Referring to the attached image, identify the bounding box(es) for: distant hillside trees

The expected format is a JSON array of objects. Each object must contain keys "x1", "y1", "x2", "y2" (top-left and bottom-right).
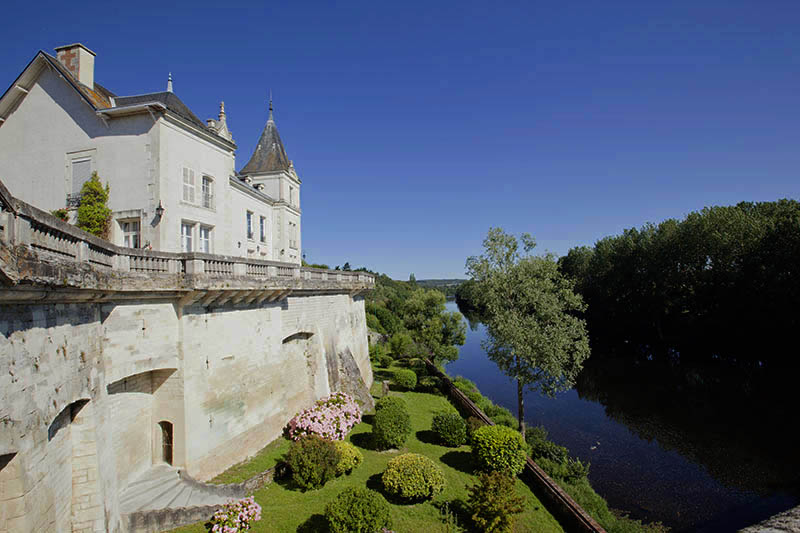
[{"x1": 366, "y1": 273, "x2": 465, "y2": 364}]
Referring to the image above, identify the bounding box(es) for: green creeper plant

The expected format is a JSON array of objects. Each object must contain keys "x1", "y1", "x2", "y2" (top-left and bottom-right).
[{"x1": 76, "y1": 172, "x2": 112, "y2": 238}]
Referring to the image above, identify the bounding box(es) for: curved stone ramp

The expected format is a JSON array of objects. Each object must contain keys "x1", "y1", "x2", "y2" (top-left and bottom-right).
[{"x1": 120, "y1": 465, "x2": 245, "y2": 533}]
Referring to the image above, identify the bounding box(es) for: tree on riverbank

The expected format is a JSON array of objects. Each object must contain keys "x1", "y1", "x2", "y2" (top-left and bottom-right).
[{"x1": 466, "y1": 228, "x2": 590, "y2": 439}]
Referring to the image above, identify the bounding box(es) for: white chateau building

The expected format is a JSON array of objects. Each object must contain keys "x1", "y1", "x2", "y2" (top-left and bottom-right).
[{"x1": 0, "y1": 43, "x2": 302, "y2": 263}]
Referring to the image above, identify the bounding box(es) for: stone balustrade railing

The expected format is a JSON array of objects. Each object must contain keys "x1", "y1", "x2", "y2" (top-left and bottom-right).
[{"x1": 0, "y1": 181, "x2": 375, "y2": 291}]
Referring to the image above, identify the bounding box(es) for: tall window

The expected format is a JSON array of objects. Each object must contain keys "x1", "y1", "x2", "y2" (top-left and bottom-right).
[
  {"x1": 260, "y1": 216, "x2": 266, "y2": 243},
  {"x1": 202, "y1": 176, "x2": 214, "y2": 209},
  {"x1": 120, "y1": 220, "x2": 140, "y2": 248},
  {"x1": 181, "y1": 222, "x2": 193, "y2": 252},
  {"x1": 288, "y1": 221, "x2": 298, "y2": 249},
  {"x1": 289, "y1": 186, "x2": 295, "y2": 206},
  {"x1": 246, "y1": 211, "x2": 254, "y2": 240},
  {"x1": 182, "y1": 168, "x2": 196, "y2": 203},
  {"x1": 71, "y1": 158, "x2": 92, "y2": 196},
  {"x1": 199, "y1": 225, "x2": 212, "y2": 253}
]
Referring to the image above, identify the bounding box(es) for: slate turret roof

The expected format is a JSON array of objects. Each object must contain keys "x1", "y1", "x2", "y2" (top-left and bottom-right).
[{"x1": 239, "y1": 103, "x2": 290, "y2": 175}]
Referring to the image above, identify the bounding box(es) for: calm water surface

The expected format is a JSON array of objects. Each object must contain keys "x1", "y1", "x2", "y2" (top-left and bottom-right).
[{"x1": 443, "y1": 301, "x2": 799, "y2": 532}]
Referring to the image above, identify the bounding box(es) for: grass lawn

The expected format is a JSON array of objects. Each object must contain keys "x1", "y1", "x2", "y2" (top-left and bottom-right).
[
  {"x1": 170, "y1": 368, "x2": 562, "y2": 533},
  {"x1": 208, "y1": 438, "x2": 291, "y2": 485}
]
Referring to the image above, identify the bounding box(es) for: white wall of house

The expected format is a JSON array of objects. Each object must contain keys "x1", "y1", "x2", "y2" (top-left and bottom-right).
[
  {"x1": 0, "y1": 66, "x2": 154, "y2": 215},
  {"x1": 230, "y1": 183, "x2": 274, "y2": 260},
  {"x1": 155, "y1": 117, "x2": 235, "y2": 254}
]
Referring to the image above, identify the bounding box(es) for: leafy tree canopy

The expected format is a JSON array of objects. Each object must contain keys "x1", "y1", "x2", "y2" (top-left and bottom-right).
[{"x1": 466, "y1": 227, "x2": 591, "y2": 436}]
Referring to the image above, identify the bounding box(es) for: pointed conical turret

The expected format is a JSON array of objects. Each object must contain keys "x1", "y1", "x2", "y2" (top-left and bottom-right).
[{"x1": 239, "y1": 99, "x2": 290, "y2": 175}]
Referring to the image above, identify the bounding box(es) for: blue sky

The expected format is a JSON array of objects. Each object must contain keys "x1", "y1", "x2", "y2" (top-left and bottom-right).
[{"x1": 3, "y1": 1, "x2": 799, "y2": 279}]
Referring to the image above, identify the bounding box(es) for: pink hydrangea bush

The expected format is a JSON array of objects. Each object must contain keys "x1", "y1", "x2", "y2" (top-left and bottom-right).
[
  {"x1": 210, "y1": 496, "x2": 262, "y2": 532},
  {"x1": 287, "y1": 392, "x2": 362, "y2": 441}
]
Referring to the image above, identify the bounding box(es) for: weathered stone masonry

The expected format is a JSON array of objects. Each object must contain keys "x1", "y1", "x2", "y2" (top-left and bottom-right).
[{"x1": 0, "y1": 184, "x2": 374, "y2": 532}]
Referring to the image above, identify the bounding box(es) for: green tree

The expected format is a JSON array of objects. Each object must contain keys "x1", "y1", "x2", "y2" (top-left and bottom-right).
[
  {"x1": 409, "y1": 272, "x2": 416, "y2": 283},
  {"x1": 401, "y1": 288, "x2": 465, "y2": 364},
  {"x1": 76, "y1": 172, "x2": 111, "y2": 238},
  {"x1": 466, "y1": 228, "x2": 590, "y2": 439}
]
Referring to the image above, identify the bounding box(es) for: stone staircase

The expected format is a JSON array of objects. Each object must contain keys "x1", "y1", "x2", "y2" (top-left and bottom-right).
[{"x1": 120, "y1": 465, "x2": 244, "y2": 532}]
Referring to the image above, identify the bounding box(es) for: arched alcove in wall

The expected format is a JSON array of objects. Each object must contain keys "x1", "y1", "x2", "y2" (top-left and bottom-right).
[
  {"x1": 42, "y1": 399, "x2": 102, "y2": 531},
  {"x1": 106, "y1": 368, "x2": 183, "y2": 489},
  {"x1": 0, "y1": 453, "x2": 24, "y2": 532}
]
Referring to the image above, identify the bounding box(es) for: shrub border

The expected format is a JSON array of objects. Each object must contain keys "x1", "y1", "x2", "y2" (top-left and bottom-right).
[{"x1": 424, "y1": 359, "x2": 607, "y2": 533}]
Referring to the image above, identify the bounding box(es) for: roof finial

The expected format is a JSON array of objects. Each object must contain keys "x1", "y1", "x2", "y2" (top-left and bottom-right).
[
  {"x1": 268, "y1": 90, "x2": 274, "y2": 121},
  {"x1": 167, "y1": 72, "x2": 173, "y2": 93},
  {"x1": 219, "y1": 101, "x2": 226, "y2": 120}
]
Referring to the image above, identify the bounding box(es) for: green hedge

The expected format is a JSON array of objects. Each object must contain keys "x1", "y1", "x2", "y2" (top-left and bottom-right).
[{"x1": 382, "y1": 453, "x2": 446, "y2": 501}]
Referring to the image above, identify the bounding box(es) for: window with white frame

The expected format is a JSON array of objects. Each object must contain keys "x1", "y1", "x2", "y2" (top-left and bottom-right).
[
  {"x1": 181, "y1": 222, "x2": 193, "y2": 252},
  {"x1": 120, "y1": 219, "x2": 140, "y2": 248},
  {"x1": 199, "y1": 225, "x2": 212, "y2": 253},
  {"x1": 246, "y1": 211, "x2": 254, "y2": 240},
  {"x1": 182, "y1": 167, "x2": 196, "y2": 203},
  {"x1": 260, "y1": 216, "x2": 267, "y2": 243},
  {"x1": 71, "y1": 158, "x2": 92, "y2": 195},
  {"x1": 201, "y1": 176, "x2": 214, "y2": 209},
  {"x1": 288, "y1": 221, "x2": 298, "y2": 249}
]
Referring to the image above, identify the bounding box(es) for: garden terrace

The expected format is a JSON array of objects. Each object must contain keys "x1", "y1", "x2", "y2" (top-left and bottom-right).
[{"x1": 169, "y1": 366, "x2": 563, "y2": 533}]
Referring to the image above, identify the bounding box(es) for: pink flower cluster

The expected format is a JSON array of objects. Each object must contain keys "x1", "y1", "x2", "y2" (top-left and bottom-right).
[
  {"x1": 286, "y1": 392, "x2": 362, "y2": 441},
  {"x1": 210, "y1": 496, "x2": 262, "y2": 533}
]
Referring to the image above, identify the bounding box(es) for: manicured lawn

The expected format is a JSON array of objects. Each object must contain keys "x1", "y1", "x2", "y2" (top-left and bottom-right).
[
  {"x1": 208, "y1": 437, "x2": 291, "y2": 485},
  {"x1": 170, "y1": 372, "x2": 562, "y2": 532}
]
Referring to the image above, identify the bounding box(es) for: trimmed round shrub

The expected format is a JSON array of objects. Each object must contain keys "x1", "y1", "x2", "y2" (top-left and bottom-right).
[
  {"x1": 466, "y1": 389, "x2": 484, "y2": 404},
  {"x1": 417, "y1": 375, "x2": 441, "y2": 393},
  {"x1": 466, "y1": 416, "x2": 485, "y2": 442},
  {"x1": 431, "y1": 411, "x2": 467, "y2": 447},
  {"x1": 472, "y1": 425, "x2": 527, "y2": 475},
  {"x1": 334, "y1": 441, "x2": 363, "y2": 476},
  {"x1": 373, "y1": 403, "x2": 412, "y2": 449},
  {"x1": 377, "y1": 353, "x2": 394, "y2": 368},
  {"x1": 285, "y1": 434, "x2": 341, "y2": 490},
  {"x1": 375, "y1": 395, "x2": 407, "y2": 412},
  {"x1": 393, "y1": 368, "x2": 417, "y2": 390},
  {"x1": 326, "y1": 487, "x2": 393, "y2": 533},
  {"x1": 382, "y1": 453, "x2": 446, "y2": 501}
]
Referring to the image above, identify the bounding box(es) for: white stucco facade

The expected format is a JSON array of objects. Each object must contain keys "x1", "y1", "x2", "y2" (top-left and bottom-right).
[{"x1": 0, "y1": 44, "x2": 302, "y2": 264}]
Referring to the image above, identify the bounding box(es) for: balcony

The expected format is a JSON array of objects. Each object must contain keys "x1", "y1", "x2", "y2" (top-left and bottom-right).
[
  {"x1": 66, "y1": 193, "x2": 82, "y2": 208},
  {"x1": 0, "y1": 186, "x2": 374, "y2": 304}
]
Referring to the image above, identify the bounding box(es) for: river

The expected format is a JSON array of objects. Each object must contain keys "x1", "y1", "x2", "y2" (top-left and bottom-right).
[{"x1": 443, "y1": 301, "x2": 799, "y2": 532}]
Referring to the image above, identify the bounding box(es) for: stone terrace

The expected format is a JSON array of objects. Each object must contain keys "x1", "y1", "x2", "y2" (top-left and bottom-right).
[{"x1": 0, "y1": 180, "x2": 374, "y2": 304}]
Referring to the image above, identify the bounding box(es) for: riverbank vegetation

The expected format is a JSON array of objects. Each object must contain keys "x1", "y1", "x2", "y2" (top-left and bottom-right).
[{"x1": 558, "y1": 199, "x2": 800, "y2": 374}]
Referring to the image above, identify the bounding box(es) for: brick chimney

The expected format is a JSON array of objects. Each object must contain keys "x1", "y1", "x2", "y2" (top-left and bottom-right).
[{"x1": 54, "y1": 43, "x2": 95, "y2": 88}]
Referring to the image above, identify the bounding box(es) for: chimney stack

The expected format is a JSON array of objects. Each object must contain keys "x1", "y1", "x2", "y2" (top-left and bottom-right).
[{"x1": 54, "y1": 43, "x2": 96, "y2": 88}]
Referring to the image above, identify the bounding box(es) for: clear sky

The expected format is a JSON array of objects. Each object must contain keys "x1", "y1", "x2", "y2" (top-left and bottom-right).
[{"x1": 3, "y1": 1, "x2": 799, "y2": 279}]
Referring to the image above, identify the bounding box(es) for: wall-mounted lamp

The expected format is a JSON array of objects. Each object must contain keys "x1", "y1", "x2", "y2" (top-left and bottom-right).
[{"x1": 155, "y1": 201, "x2": 165, "y2": 219}]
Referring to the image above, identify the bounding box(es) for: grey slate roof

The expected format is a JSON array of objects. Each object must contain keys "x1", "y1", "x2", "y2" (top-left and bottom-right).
[
  {"x1": 115, "y1": 92, "x2": 208, "y2": 133},
  {"x1": 239, "y1": 115, "x2": 290, "y2": 175}
]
